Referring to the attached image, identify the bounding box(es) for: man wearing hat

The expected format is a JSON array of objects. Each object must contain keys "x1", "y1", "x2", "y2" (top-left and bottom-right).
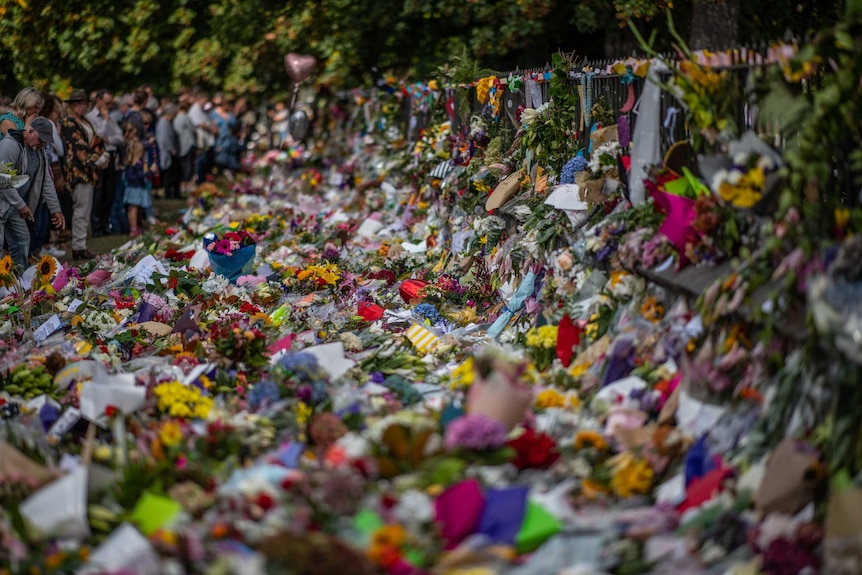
[
  {"x1": 61, "y1": 88, "x2": 107, "y2": 260},
  {"x1": 0, "y1": 117, "x2": 66, "y2": 272}
]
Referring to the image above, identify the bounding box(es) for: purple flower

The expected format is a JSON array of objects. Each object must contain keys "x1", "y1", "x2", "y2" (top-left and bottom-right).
[
  {"x1": 445, "y1": 413, "x2": 508, "y2": 451},
  {"x1": 370, "y1": 371, "x2": 385, "y2": 384}
]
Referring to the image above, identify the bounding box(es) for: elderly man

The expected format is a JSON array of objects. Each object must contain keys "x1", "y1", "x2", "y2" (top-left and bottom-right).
[
  {"x1": 61, "y1": 89, "x2": 107, "y2": 260},
  {"x1": 0, "y1": 117, "x2": 65, "y2": 272}
]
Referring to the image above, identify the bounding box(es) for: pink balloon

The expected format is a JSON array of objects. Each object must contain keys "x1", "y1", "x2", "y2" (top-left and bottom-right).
[{"x1": 284, "y1": 53, "x2": 316, "y2": 84}]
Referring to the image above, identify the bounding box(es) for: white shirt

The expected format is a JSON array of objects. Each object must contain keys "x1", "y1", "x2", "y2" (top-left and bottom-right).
[{"x1": 188, "y1": 102, "x2": 215, "y2": 150}]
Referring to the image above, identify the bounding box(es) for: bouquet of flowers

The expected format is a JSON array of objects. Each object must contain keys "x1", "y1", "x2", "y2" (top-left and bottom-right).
[{"x1": 203, "y1": 230, "x2": 257, "y2": 284}]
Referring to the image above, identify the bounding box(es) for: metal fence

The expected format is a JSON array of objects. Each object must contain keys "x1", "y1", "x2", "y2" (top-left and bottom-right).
[{"x1": 401, "y1": 41, "x2": 806, "y2": 158}]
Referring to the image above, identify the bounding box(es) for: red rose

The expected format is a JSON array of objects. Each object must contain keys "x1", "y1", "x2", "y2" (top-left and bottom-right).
[
  {"x1": 506, "y1": 428, "x2": 560, "y2": 470},
  {"x1": 255, "y1": 492, "x2": 276, "y2": 511},
  {"x1": 104, "y1": 405, "x2": 119, "y2": 418}
]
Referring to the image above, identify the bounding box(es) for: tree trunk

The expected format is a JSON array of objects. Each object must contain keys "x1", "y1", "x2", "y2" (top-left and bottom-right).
[{"x1": 689, "y1": 0, "x2": 740, "y2": 51}]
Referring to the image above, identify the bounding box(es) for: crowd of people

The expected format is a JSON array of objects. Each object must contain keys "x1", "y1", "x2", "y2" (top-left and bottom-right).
[{"x1": 0, "y1": 85, "x2": 263, "y2": 269}]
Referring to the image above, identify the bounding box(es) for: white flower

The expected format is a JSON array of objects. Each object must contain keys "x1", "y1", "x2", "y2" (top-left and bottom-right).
[
  {"x1": 394, "y1": 490, "x2": 434, "y2": 525},
  {"x1": 732, "y1": 152, "x2": 750, "y2": 166},
  {"x1": 339, "y1": 332, "x2": 363, "y2": 352},
  {"x1": 711, "y1": 168, "x2": 730, "y2": 191},
  {"x1": 512, "y1": 204, "x2": 533, "y2": 219},
  {"x1": 335, "y1": 432, "x2": 369, "y2": 459},
  {"x1": 727, "y1": 169, "x2": 744, "y2": 185},
  {"x1": 202, "y1": 272, "x2": 230, "y2": 294},
  {"x1": 756, "y1": 154, "x2": 776, "y2": 171}
]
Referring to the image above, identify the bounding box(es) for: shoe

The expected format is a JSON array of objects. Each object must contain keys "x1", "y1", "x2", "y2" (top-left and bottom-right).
[
  {"x1": 41, "y1": 246, "x2": 66, "y2": 257},
  {"x1": 72, "y1": 250, "x2": 96, "y2": 260}
]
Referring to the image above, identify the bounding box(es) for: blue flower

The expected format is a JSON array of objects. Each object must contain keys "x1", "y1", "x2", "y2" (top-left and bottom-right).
[
  {"x1": 414, "y1": 303, "x2": 442, "y2": 323},
  {"x1": 248, "y1": 380, "x2": 281, "y2": 410},
  {"x1": 279, "y1": 352, "x2": 320, "y2": 373}
]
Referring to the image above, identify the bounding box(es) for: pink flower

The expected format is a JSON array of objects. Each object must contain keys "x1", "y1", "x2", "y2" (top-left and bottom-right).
[
  {"x1": 175, "y1": 455, "x2": 188, "y2": 470},
  {"x1": 237, "y1": 275, "x2": 266, "y2": 287},
  {"x1": 215, "y1": 239, "x2": 233, "y2": 255}
]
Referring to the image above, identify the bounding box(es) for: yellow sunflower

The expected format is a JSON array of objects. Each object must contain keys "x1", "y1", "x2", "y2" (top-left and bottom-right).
[
  {"x1": 36, "y1": 255, "x2": 57, "y2": 280},
  {"x1": 0, "y1": 255, "x2": 13, "y2": 276}
]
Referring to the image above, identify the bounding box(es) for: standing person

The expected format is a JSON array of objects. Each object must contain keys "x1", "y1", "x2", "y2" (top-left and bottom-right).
[
  {"x1": 87, "y1": 90, "x2": 123, "y2": 236},
  {"x1": 156, "y1": 103, "x2": 181, "y2": 199},
  {"x1": 0, "y1": 118, "x2": 65, "y2": 271},
  {"x1": 0, "y1": 88, "x2": 44, "y2": 139},
  {"x1": 111, "y1": 94, "x2": 132, "y2": 125},
  {"x1": 173, "y1": 100, "x2": 196, "y2": 195},
  {"x1": 38, "y1": 94, "x2": 67, "y2": 257},
  {"x1": 121, "y1": 122, "x2": 151, "y2": 237},
  {"x1": 188, "y1": 91, "x2": 217, "y2": 184},
  {"x1": 123, "y1": 89, "x2": 148, "y2": 139},
  {"x1": 61, "y1": 89, "x2": 107, "y2": 261}
]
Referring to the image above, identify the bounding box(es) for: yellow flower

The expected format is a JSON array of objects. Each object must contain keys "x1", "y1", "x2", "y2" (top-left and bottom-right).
[
  {"x1": 159, "y1": 421, "x2": 183, "y2": 447},
  {"x1": 569, "y1": 362, "x2": 589, "y2": 378},
  {"x1": 835, "y1": 208, "x2": 850, "y2": 230},
  {"x1": 534, "y1": 388, "x2": 566, "y2": 410},
  {"x1": 0, "y1": 255, "x2": 12, "y2": 276},
  {"x1": 609, "y1": 270, "x2": 628, "y2": 289},
  {"x1": 295, "y1": 402, "x2": 312, "y2": 426},
  {"x1": 574, "y1": 430, "x2": 608, "y2": 451},
  {"x1": 609, "y1": 453, "x2": 654, "y2": 498},
  {"x1": 36, "y1": 255, "x2": 57, "y2": 281},
  {"x1": 450, "y1": 357, "x2": 475, "y2": 389},
  {"x1": 525, "y1": 325, "x2": 558, "y2": 349}
]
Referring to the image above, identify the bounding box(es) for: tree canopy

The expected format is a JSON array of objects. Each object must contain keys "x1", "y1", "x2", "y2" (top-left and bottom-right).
[{"x1": 0, "y1": 0, "x2": 844, "y2": 99}]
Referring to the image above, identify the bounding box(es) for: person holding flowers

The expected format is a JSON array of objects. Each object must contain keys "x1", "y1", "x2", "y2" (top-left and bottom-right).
[{"x1": 0, "y1": 116, "x2": 65, "y2": 271}]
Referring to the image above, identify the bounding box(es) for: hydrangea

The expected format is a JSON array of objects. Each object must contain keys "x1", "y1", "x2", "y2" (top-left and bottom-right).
[
  {"x1": 413, "y1": 303, "x2": 442, "y2": 323},
  {"x1": 444, "y1": 413, "x2": 508, "y2": 451},
  {"x1": 560, "y1": 156, "x2": 589, "y2": 184},
  {"x1": 248, "y1": 380, "x2": 281, "y2": 411},
  {"x1": 279, "y1": 352, "x2": 320, "y2": 375}
]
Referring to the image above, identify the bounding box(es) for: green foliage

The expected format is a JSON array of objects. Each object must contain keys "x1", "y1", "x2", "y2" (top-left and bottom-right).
[{"x1": 0, "y1": 0, "x2": 846, "y2": 97}]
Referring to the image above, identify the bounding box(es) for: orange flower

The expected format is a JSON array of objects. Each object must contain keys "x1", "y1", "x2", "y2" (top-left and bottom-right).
[
  {"x1": 739, "y1": 388, "x2": 763, "y2": 404},
  {"x1": 211, "y1": 523, "x2": 230, "y2": 539}
]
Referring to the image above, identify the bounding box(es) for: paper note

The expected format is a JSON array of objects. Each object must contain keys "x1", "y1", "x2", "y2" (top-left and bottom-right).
[
  {"x1": 48, "y1": 408, "x2": 81, "y2": 439},
  {"x1": 33, "y1": 314, "x2": 62, "y2": 343},
  {"x1": 67, "y1": 298, "x2": 84, "y2": 313}
]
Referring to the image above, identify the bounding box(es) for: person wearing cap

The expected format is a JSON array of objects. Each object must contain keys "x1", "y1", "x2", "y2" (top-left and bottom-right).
[
  {"x1": 0, "y1": 117, "x2": 65, "y2": 272},
  {"x1": 61, "y1": 88, "x2": 107, "y2": 261}
]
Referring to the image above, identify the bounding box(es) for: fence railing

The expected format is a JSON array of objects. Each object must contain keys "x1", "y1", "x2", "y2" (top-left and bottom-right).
[{"x1": 393, "y1": 41, "x2": 805, "y2": 158}]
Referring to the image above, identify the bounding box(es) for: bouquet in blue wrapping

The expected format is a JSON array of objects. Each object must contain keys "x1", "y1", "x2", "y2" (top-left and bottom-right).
[{"x1": 203, "y1": 230, "x2": 257, "y2": 283}]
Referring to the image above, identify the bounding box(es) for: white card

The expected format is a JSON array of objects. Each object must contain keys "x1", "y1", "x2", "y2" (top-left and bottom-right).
[
  {"x1": 67, "y1": 299, "x2": 84, "y2": 313},
  {"x1": 48, "y1": 407, "x2": 81, "y2": 439},
  {"x1": 34, "y1": 314, "x2": 62, "y2": 343}
]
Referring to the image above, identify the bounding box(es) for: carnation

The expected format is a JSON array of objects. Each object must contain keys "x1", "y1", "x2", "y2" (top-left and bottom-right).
[{"x1": 444, "y1": 413, "x2": 508, "y2": 451}]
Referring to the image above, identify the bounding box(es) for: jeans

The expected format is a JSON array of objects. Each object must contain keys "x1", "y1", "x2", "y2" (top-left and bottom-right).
[
  {"x1": 1, "y1": 204, "x2": 30, "y2": 273},
  {"x1": 29, "y1": 202, "x2": 49, "y2": 256},
  {"x1": 71, "y1": 183, "x2": 93, "y2": 251},
  {"x1": 195, "y1": 147, "x2": 214, "y2": 184},
  {"x1": 92, "y1": 156, "x2": 117, "y2": 235}
]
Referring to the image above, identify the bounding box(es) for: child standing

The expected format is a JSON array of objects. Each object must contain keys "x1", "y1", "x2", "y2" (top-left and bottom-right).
[{"x1": 122, "y1": 122, "x2": 151, "y2": 237}]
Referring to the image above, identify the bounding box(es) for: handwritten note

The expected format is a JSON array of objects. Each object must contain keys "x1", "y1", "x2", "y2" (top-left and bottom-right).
[
  {"x1": 67, "y1": 299, "x2": 84, "y2": 313},
  {"x1": 33, "y1": 314, "x2": 62, "y2": 343}
]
